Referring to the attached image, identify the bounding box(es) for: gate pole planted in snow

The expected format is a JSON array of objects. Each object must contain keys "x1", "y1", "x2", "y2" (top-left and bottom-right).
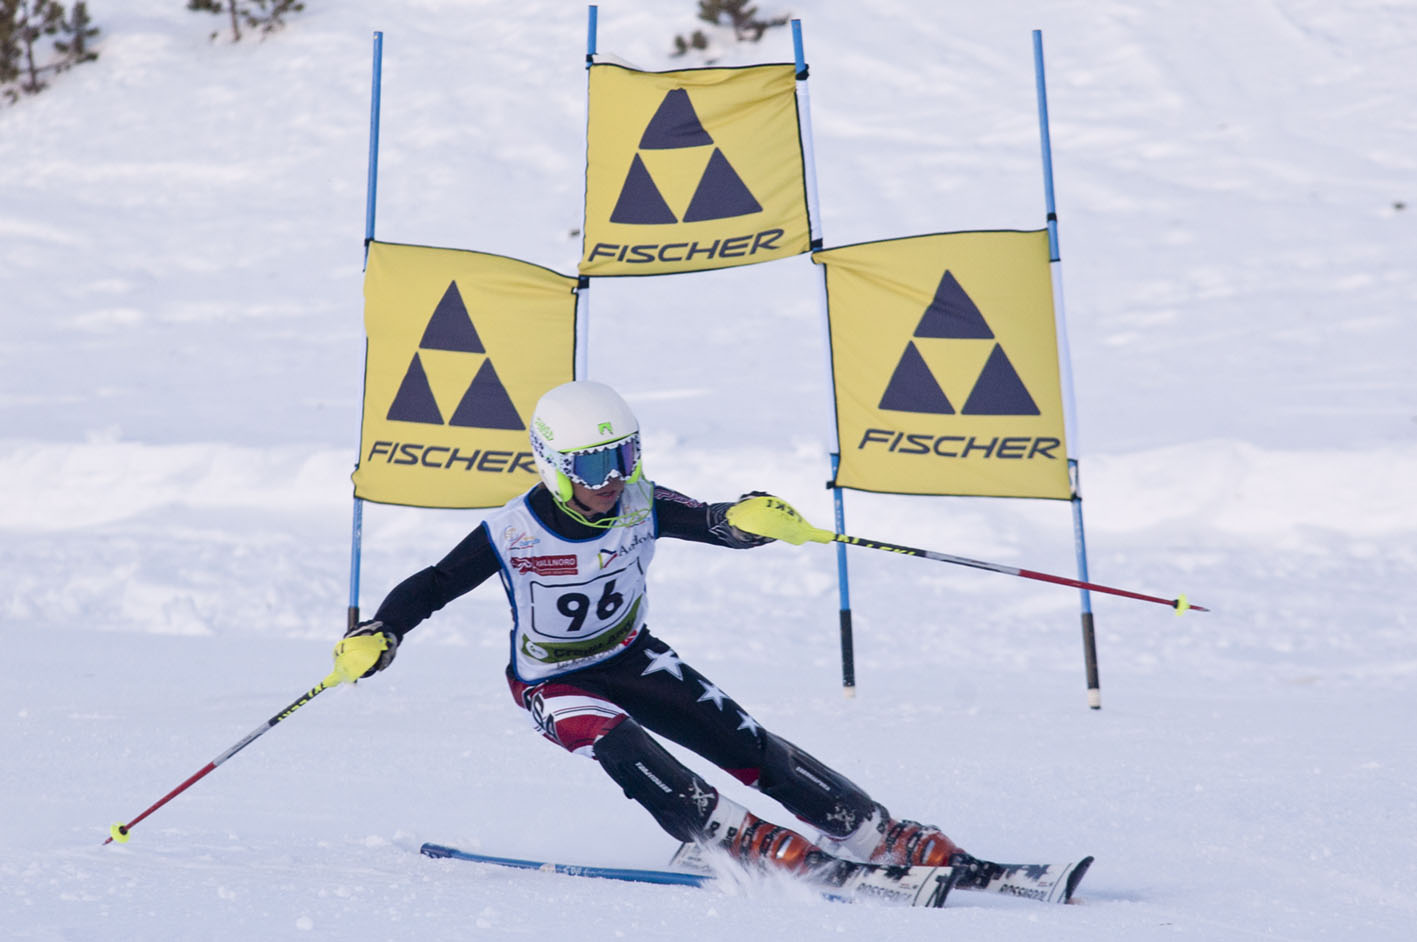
[
  {"x1": 793, "y1": 20, "x2": 856, "y2": 696},
  {"x1": 1033, "y1": 30, "x2": 1101, "y2": 709},
  {"x1": 348, "y1": 30, "x2": 385, "y2": 630}
]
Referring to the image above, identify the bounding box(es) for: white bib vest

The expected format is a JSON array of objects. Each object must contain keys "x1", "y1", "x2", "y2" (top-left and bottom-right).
[{"x1": 486, "y1": 480, "x2": 657, "y2": 682}]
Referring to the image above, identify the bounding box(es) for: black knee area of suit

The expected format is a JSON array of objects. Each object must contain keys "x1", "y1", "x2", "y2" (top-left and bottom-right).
[
  {"x1": 756, "y1": 732, "x2": 875, "y2": 838},
  {"x1": 594, "y1": 720, "x2": 717, "y2": 842}
]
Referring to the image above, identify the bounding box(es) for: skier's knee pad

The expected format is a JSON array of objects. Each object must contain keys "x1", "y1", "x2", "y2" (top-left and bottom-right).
[
  {"x1": 756, "y1": 732, "x2": 876, "y2": 838},
  {"x1": 593, "y1": 720, "x2": 718, "y2": 842}
]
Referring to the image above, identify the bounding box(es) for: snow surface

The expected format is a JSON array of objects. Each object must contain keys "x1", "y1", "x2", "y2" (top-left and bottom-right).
[{"x1": 3, "y1": 0, "x2": 1415, "y2": 939}]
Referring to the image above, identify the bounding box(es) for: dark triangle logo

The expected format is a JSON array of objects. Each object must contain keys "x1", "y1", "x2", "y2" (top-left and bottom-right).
[
  {"x1": 611, "y1": 154, "x2": 678, "y2": 224},
  {"x1": 419, "y1": 281, "x2": 485, "y2": 353},
  {"x1": 682, "y1": 148, "x2": 763, "y2": 222},
  {"x1": 386, "y1": 353, "x2": 444, "y2": 425},
  {"x1": 448, "y1": 359, "x2": 524, "y2": 430},
  {"x1": 639, "y1": 89, "x2": 714, "y2": 149},
  {"x1": 879, "y1": 341, "x2": 954, "y2": 414},
  {"x1": 915, "y1": 271, "x2": 993, "y2": 339},
  {"x1": 962, "y1": 344, "x2": 1039, "y2": 415}
]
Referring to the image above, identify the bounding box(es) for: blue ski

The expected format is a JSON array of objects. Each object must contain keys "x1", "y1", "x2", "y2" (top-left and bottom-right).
[{"x1": 420, "y1": 843, "x2": 711, "y2": 887}]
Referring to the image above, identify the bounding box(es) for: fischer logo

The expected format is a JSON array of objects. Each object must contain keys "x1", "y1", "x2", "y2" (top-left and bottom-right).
[
  {"x1": 857, "y1": 428, "x2": 1061, "y2": 461},
  {"x1": 365, "y1": 441, "x2": 535, "y2": 474},
  {"x1": 511, "y1": 555, "x2": 579, "y2": 576},
  {"x1": 585, "y1": 229, "x2": 786, "y2": 266},
  {"x1": 587, "y1": 87, "x2": 791, "y2": 268}
]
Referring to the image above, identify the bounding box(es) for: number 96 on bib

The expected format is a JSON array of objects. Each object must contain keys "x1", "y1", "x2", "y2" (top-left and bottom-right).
[{"x1": 529, "y1": 563, "x2": 646, "y2": 640}]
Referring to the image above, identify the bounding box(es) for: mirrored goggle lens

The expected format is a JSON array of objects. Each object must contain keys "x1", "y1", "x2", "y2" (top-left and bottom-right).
[{"x1": 566, "y1": 438, "x2": 638, "y2": 489}]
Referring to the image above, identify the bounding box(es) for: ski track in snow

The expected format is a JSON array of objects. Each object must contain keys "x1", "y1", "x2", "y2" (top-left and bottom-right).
[{"x1": 3, "y1": 1, "x2": 1415, "y2": 939}]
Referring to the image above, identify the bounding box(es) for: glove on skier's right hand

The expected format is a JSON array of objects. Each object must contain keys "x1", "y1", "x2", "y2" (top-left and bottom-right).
[
  {"x1": 708, "y1": 491, "x2": 778, "y2": 548},
  {"x1": 333, "y1": 620, "x2": 399, "y2": 682}
]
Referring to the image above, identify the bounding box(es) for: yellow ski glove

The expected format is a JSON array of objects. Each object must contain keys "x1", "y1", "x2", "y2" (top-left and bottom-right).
[
  {"x1": 725, "y1": 495, "x2": 836, "y2": 546},
  {"x1": 332, "y1": 621, "x2": 398, "y2": 684}
]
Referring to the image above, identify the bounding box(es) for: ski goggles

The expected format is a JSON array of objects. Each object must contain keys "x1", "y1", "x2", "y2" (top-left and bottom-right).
[{"x1": 558, "y1": 435, "x2": 640, "y2": 489}]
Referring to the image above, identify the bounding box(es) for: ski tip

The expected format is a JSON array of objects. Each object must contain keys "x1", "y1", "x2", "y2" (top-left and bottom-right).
[{"x1": 1064, "y1": 856, "x2": 1094, "y2": 903}]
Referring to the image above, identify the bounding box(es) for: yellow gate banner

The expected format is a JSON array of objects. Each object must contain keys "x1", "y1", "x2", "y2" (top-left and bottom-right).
[
  {"x1": 355, "y1": 241, "x2": 578, "y2": 508},
  {"x1": 581, "y1": 63, "x2": 810, "y2": 276},
  {"x1": 815, "y1": 230, "x2": 1071, "y2": 499}
]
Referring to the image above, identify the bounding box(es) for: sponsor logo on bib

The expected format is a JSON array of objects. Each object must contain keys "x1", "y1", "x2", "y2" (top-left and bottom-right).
[{"x1": 511, "y1": 555, "x2": 579, "y2": 576}]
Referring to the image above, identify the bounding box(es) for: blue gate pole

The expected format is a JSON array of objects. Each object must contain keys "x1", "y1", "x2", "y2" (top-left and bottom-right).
[
  {"x1": 1034, "y1": 30, "x2": 1100, "y2": 709},
  {"x1": 793, "y1": 20, "x2": 855, "y2": 696},
  {"x1": 348, "y1": 30, "x2": 384, "y2": 631},
  {"x1": 586, "y1": 4, "x2": 597, "y2": 64},
  {"x1": 576, "y1": 6, "x2": 597, "y2": 379}
]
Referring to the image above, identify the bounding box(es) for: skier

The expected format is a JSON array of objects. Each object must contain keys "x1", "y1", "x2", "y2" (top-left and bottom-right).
[{"x1": 334, "y1": 380, "x2": 966, "y2": 877}]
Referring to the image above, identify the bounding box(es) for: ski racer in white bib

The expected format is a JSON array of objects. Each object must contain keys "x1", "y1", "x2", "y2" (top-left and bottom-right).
[{"x1": 337, "y1": 381, "x2": 970, "y2": 877}]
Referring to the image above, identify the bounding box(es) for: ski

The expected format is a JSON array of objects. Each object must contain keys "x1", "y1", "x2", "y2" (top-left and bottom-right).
[
  {"x1": 950, "y1": 854, "x2": 1094, "y2": 904},
  {"x1": 421, "y1": 841, "x2": 954, "y2": 908},
  {"x1": 420, "y1": 843, "x2": 711, "y2": 887}
]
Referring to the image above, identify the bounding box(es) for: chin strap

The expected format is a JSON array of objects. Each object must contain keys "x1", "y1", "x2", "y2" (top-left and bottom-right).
[
  {"x1": 561, "y1": 501, "x2": 617, "y2": 530},
  {"x1": 557, "y1": 479, "x2": 652, "y2": 529}
]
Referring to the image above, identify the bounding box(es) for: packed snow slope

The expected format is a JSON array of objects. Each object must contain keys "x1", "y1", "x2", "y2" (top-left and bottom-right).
[{"x1": 2, "y1": 1, "x2": 1414, "y2": 940}]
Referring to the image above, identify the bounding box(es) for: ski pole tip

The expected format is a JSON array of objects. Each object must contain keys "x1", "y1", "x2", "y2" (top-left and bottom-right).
[{"x1": 108, "y1": 822, "x2": 130, "y2": 844}]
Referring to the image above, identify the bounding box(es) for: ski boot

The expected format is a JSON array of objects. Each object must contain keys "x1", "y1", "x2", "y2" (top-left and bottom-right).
[
  {"x1": 818, "y1": 802, "x2": 965, "y2": 868},
  {"x1": 870, "y1": 815, "x2": 965, "y2": 868},
  {"x1": 696, "y1": 795, "x2": 826, "y2": 875}
]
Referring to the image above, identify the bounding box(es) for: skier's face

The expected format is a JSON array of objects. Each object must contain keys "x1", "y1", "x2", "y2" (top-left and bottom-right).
[{"x1": 570, "y1": 476, "x2": 624, "y2": 517}]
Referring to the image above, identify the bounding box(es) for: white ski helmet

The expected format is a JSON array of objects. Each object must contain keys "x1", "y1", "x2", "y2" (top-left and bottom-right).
[{"x1": 530, "y1": 381, "x2": 642, "y2": 502}]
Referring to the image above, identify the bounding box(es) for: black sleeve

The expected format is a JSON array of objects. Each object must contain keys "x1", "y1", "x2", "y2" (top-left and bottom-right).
[
  {"x1": 370, "y1": 523, "x2": 501, "y2": 639},
  {"x1": 653, "y1": 485, "x2": 771, "y2": 549}
]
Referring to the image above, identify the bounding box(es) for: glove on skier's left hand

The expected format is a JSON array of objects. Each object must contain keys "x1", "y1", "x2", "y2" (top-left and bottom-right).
[{"x1": 708, "y1": 491, "x2": 778, "y2": 548}]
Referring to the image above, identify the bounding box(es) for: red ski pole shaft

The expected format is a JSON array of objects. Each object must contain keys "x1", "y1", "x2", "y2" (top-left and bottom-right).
[
  {"x1": 104, "y1": 670, "x2": 341, "y2": 845},
  {"x1": 833, "y1": 533, "x2": 1209, "y2": 613},
  {"x1": 726, "y1": 497, "x2": 1209, "y2": 614}
]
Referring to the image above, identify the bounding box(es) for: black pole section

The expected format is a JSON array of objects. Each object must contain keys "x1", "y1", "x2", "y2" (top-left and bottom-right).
[
  {"x1": 1080, "y1": 611, "x2": 1100, "y2": 707},
  {"x1": 838, "y1": 609, "x2": 856, "y2": 689}
]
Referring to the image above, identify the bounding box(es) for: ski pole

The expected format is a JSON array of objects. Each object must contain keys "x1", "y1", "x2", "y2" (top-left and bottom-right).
[
  {"x1": 728, "y1": 496, "x2": 1208, "y2": 614},
  {"x1": 104, "y1": 634, "x2": 387, "y2": 845},
  {"x1": 103, "y1": 669, "x2": 340, "y2": 845}
]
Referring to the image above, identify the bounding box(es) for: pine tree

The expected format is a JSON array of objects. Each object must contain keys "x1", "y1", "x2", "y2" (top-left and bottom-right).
[
  {"x1": 2, "y1": 0, "x2": 97, "y2": 104},
  {"x1": 672, "y1": 0, "x2": 789, "y2": 59},
  {"x1": 16, "y1": 0, "x2": 63, "y2": 93},
  {"x1": 672, "y1": 30, "x2": 708, "y2": 58},
  {"x1": 53, "y1": 2, "x2": 99, "y2": 68},
  {"x1": 188, "y1": 0, "x2": 306, "y2": 43},
  {"x1": 699, "y1": 0, "x2": 790, "y2": 42},
  {"x1": 1, "y1": 1, "x2": 21, "y2": 91}
]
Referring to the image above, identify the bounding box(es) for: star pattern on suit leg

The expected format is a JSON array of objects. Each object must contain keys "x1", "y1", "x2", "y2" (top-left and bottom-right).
[
  {"x1": 697, "y1": 680, "x2": 728, "y2": 710},
  {"x1": 641, "y1": 647, "x2": 685, "y2": 680},
  {"x1": 736, "y1": 710, "x2": 761, "y2": 736}
]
